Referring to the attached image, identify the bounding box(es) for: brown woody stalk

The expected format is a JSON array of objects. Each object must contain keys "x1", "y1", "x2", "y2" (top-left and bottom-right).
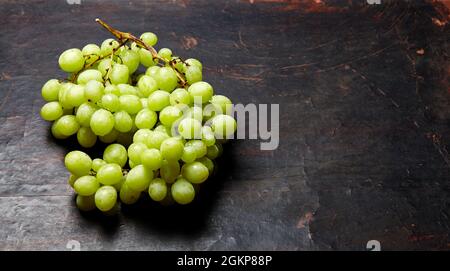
[{"x1": 95, "y1": 18, "x2": 187, "y2": 86}]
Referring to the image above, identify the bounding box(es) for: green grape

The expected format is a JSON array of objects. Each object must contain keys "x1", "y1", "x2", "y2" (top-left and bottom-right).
[
  {"x1": 41, "y1": 79, "x2": 61, "y2": 102},
  {"x1": 101, "y1": 93, "x2": 120, "y2": 112},
  {"x1": 68, "y1": 174, "x2": 77, "y2": 188},
  {"x1": 128, "y1": 142, "x2": 148, "y2": 164},
  {"x1": 129, "y1": 159, "x2": 137, "y2": 169},
  {"x1": 185, "y1": 140, "x2": 207, "y2": 158},
  {"x1": 58, "y1": 85, "x2": 73, "y2": 110},
  {"x1": 125, "y1": 165, "x2": 153, "y2": 192},
  {"x1": 119, "y1": 49, "x2": 140, "y2": 74},
  {"x1": 97, "y1": 163, "x2": 123, "y2": 185},
  {"x1": 133, "y1": 129, "x2": 152, "y2": 144},
  {"x1": 215, "y1": 142, "x2": 223, "y2": 157},
  {"x1": 201, "y1": 126, "x2": 216, "y2": 146},
  {"x1": 178, "y1": 118, "x2": 202, "y2": 139},
  {"x1": 51, "y1": 120, "x2": 69, "y2": 139},
  {"x1": 84, "y1": 80, "x2": 104, "y2": 102},
  {"x1": 206, "y1": 144, "x2": 220, "y2": 159},
  {"x1": 172, "y1": 57, "x2": 186, "y2": 73},
  {"x1": 181, "y1": 162, "x2": 209, "y2": 184},
  {"x1": 95, "y1": 186, "x2": 117, "y2": 212},
  {"x1": 99, "y1": 129, "x2": 119, "y2": 143},
  {"x1": 188, "y1": 81, "x2": 213, "y2": 104},
  {"x1": 154, "y1": 67, "x2": 177, "y2": 92},
  {"x1": 148, "y1": 90, "x2": 170, "y2": 111},
  {"x1": 117, "y1": 84, "x2": 140, "y2": 96},
  {"x1": 119, "y1": 94, "x2": 142, "y2": 114},
  {"x1": 90, "y1": 109, "x2": 115, "y2": 136},
  {"x1": 158, "y1": 48, "x2": 172, "y2": 62},
  {"x1": 58, "y1": 48, "x2": 85, "y2": 73},
  {"x1": 75, "y1": 102, "x2": 97, "y2": 127},
  {"x1": 135, "y1": 109, "x2": 157, "y2": 129},
  {"x1": 120, "y1": 183, "x2": 141, "y2": 205},
  {"x1": 66, "y1": 84, "x2": 86, "y2": 107},
  {"x1": 160, "y1": 160, "x2": 180, "y2": 184},
  {"x1": 170, "y1": 88, "x2": 191, "y2": 105},
  {"x1": 82, "y1": 44, "x2": 101, "y2": 65},
  {"x1": 77, "y1": 69, "x2": 103, "y2": 85},
  {"x1": 137, "y1": 75, "x2": 158, "y2": 97},
  {"x1": 140, "y1": 148, "x2": 162, "y2": 170},
  {"x1": 159, "y1": 106, "x2": 182, "y2": 127},
  {"x1": 112, "y1": 176, "x2": 125, "y2": 191},
  {"x1": 40, "y1": 101, "x2": 63, "y2": 121},
  {"x1": 146, "y1": 131, "x2": 169, "y2": 149},
  {"x1": 181, "y1": 146, "x2": 197, "y2": 163},
  {"x1": 58, "y1": 82, "x2": 74, "y2": 100},
  {"x1": 153, "y1": 124, "x2": 171, "y2": 135},
  {"x1": 64, "y1": 151, "x2": 92, "y2": 176},
  {"x1": 185, "y1": 58, "x2": 203, "y2": 70},
  {"x1": 76, "y1": 195, "x2": 96, "y2": 211},
  {"x1": 185, "y1": 65, "x2": 202, "y2": 84},
  {"x1": 114, "y1": 111, "x2": 133, "y2": 133},
  {"x1": 115, "y1": 45, "x2": 128, "y2": 55},
  {"x1": 210, "y1": 95, "x2": 232, "y2": 115},
  {"x1": 57, "y1": 115, "x2": 80, "y2": 136},
  {"x1": 140, "y1": 97, "x2": 148, "y2": 108},
  {"x1": 110, "y1": 64, "x2": 129, "y2": 85},
  {"x1": 92, "y1": 158, "x2": 107, "y2": 172},
  {"x1": 97, "y1": 58, "x2": 113, "y2": 76},
  {"x1": 140, "y1": 32, "x2": 158, "y2": 46},
  {"x1": 130, "y1": 42, "x2": 140, "y2": 52},
  {"x1": 159, "y1": 185, "x2": 175, "y2": 206},
  {"x1": 148, "y1": 178, "x2": 167, "y2": 201},
  {"x1": 116, "y1": 132, "x2": 134, "y2": 147},
  {"x1": 173, "y1": 102, "x2": 189, "y2": 112},
  {"x1": 77, "y1": 127, "x2": 97, "y2": 148},
  {"x1": 100, "y1": 38, "x2": 119, "y2": 57},
  {"x1": 202, "y1": 103, "x2": 222, "y2": 121},
  {"x1": 74, "y1": 176, "x2": 99, "y2": 196},
  {"x1": 184, "y1": 106, "x2": 203, "y2": 122},
  {"x1": 197, "y1": 156, "x2": 214, "y2": 174},
  {"x1": 131, "y1": 118, "x2": 140, "y2": 134},
  {"x1": 103, "y1": 143, "x2": 127, "y2": 167},
  {"x1": 171, "y1": 178, "x2": 195, "y2": 205},
  {"x1": 145, "y1": 66, "x2": 160, "y2": 78},
  {"x1": 104, "y1": 84, "x2": 120, "y2": 96},
  {"x1": 160, "y1": 137, "x2": 184, "y2": 161},
  {"x1": 130, "y1": 116, "x2": 138, "y2": 134},
  {"x1": 210, "y1": 114, "x2": 237, "y2": 139},
  {"x1": 131, "y1": 117, "x2": 140, "y2": 133},
  {"x1": 139, "y1": 48, "x2": 156, "y2": 67}
]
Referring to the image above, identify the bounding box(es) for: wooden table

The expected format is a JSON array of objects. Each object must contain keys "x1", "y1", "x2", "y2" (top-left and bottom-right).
[{"x1": 0, "y1": 0, "x2": 449, "y2": 250}]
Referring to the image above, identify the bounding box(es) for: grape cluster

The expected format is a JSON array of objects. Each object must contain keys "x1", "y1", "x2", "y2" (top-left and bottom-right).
[{"x1": 40, "y1": 20, "x2": 236, "y2": 213}]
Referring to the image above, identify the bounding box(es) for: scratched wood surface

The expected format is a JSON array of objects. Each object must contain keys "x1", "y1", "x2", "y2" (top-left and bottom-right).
[{"x1": 0, "y1": 0, "x2": 449, "y2": 250}]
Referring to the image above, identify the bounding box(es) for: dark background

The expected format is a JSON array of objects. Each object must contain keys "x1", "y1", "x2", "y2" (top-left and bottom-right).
[{"x1": 0, "y1": 0, "x2": 449, "y2": 250}]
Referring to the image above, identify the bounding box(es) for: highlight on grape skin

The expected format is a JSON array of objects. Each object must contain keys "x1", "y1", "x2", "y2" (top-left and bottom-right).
[{"x1": 40, "y1": 19, "x2": 237, "y2": 213}]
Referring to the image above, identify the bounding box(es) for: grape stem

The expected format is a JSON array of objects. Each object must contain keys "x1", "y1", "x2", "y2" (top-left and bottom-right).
[
  {"x1": 70, "y1": 38, "x2": 127, "y2": 83},
  {"x1": 95, "y1": 18, "x2": 188, "y2": 87}
]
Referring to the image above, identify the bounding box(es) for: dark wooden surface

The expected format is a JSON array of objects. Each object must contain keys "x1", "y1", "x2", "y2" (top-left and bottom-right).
[{"x1": 0, "y1": 0, "x2": 449, "y2": 250}]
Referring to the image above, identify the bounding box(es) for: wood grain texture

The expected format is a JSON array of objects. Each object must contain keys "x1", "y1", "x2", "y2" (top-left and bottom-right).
[{"x1": 0, "y1": 0, "x2": 449, "y2": 250}]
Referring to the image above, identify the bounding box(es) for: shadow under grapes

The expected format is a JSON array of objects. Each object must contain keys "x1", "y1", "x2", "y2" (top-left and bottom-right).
[{"x1": 50, "y1": 127, "x2": 236, "y2": 237}]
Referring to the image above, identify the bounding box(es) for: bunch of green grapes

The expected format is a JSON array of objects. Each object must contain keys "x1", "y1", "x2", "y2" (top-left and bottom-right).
[{"x1": 40, "y1": 22, "x2": 237, "y2": 213}]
